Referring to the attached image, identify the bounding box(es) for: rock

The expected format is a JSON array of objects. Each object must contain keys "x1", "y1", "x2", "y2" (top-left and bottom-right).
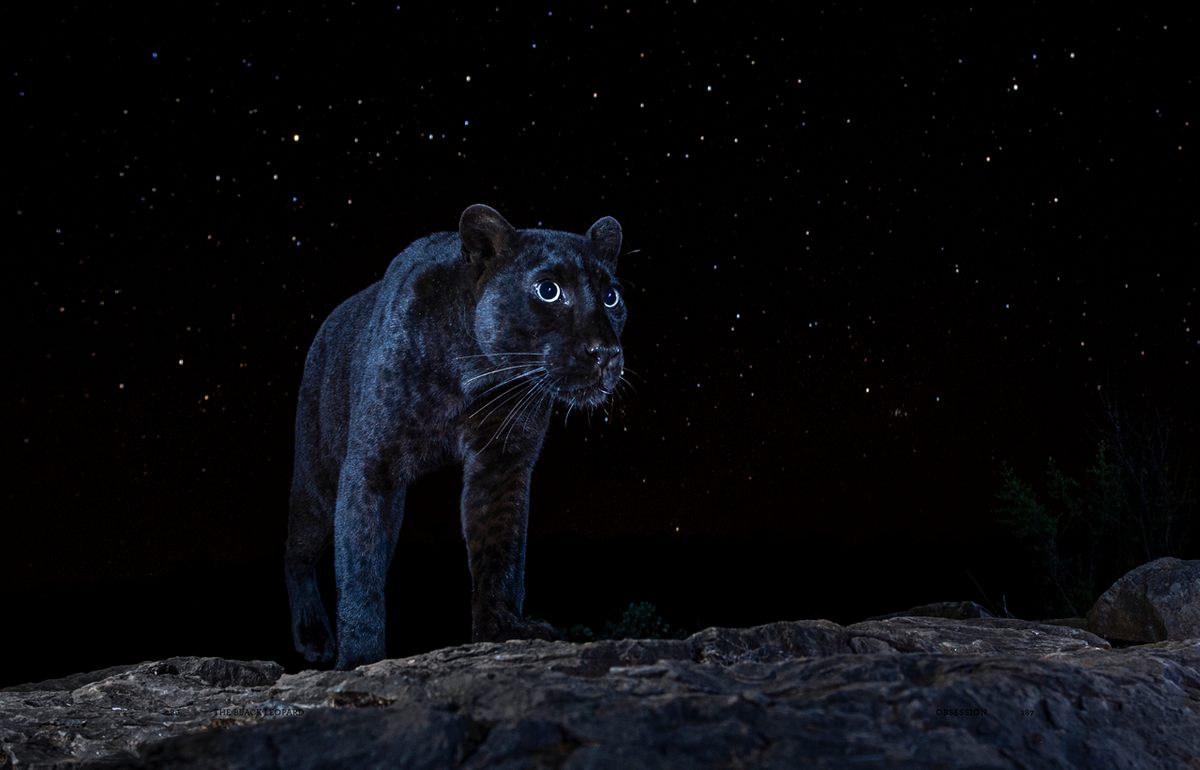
[
  {"x1": 844, "y1": 616, "x2": 1109, "y2": 656},
  {"x1": 0, "y1": 663, "x2": 143, "y2": 694},
  {"x1": 1, "y1": 620, "x2": 1197, "y2": 768},
  {"x1": 0, "y1": 657, "x2": 286, "y2": 768},
  {"x1": 687, "y1": 619, "x2": 848, "y2": 663},
  {"x1": 867, "y1": 600, "x2": 993, "y2": 621},
  {"x1": 1087, "y1": 557, "x2": 1200, "y2": 643}
]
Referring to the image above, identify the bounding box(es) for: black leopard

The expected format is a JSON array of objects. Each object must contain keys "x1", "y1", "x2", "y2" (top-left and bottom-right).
[{"x1": 286, "y1": 204, "x2": 627, "y2": 669}]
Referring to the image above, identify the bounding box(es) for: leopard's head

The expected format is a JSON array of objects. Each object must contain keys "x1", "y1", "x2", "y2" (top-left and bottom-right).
[{"x1": 462, "y1": 204, "x2": 626, "y2": 409}]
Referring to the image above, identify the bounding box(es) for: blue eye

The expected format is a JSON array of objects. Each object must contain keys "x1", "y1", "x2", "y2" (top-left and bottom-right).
[
  {"x1": 535, "y1": 280, "x2": 561, "y2": 303},
  {"x1": 604, "y1": 288, "x2": 621, "y2": 308}
]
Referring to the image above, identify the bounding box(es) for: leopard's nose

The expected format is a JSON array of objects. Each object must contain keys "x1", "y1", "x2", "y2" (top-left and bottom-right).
[{"x1": 586, "y1": 342, "x2": 623, "y2": 373}]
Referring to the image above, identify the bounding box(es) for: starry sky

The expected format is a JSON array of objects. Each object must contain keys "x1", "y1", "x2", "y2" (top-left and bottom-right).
[{"x1": 6, "y1": 4, "x2": 1198, "y2": 680}]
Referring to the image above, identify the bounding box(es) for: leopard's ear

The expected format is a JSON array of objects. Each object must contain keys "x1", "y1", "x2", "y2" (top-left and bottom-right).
[
  {"x1": 587, "y1": 216, "x2": 623, "y2": 270},
  {"x1": 460, "y1": 204, "x2": 517, "y2": 263}
]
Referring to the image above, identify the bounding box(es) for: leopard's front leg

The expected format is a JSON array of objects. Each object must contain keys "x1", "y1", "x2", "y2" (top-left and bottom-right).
[{"x1": 460, "y1": 442, "x2": 558, "y2": 642}]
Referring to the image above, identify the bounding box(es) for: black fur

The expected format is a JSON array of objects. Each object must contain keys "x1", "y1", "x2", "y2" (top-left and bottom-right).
[{"x1": 286, "y1": 204, "x2": 627, "y2": 669}]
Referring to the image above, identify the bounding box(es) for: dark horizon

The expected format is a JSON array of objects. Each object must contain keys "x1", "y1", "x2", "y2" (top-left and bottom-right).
[{"x1": 7, "y1": 5, "x2": 1198, "y2": 686}]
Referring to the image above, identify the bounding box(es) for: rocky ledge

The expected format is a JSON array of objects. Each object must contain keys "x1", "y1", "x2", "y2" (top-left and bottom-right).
[{"x1": 3, "y1": 616, "x2": 1198, "y2": 769}]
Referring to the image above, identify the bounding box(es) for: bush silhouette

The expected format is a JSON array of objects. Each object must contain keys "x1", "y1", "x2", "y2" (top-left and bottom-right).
[
  {"x1": 996, "y1": 401, "x2": 1195, "y2": 618},
  {"x1": 567, "y1": 602, "x2": 680, "y2": 642}
]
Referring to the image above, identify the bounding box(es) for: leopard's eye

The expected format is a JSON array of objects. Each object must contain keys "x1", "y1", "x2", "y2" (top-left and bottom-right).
[
  {"x1": 604, "y1": 287, "x2": 621, "y2": 308},
  {"x1": 535, "y1": 280, "x2": 561, "y2": 303}
]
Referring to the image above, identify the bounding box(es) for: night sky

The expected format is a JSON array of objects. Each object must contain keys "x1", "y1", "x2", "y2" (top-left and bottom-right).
[{"x1": 7, "y1": 5, "x2": 1198, "y2": 684}]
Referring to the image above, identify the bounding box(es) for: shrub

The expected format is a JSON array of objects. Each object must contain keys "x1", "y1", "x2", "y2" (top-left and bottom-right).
[
  {"x1": 567, "y1": 601, "x2": 680, "y2": 641},
  {"x1": 996, "y1": 402, "x2": 1195, "y2": 618}
]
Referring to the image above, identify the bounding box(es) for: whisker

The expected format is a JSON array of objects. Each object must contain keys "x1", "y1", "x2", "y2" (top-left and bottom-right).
[
  {"x1": 532, "y1": 382, "x2": 555, "y2": 439},
  {"x1": 463, "y1": 362, "x2": 545, "y2": 386},
  {"x1": 470, "y1": 375, "x2": 541, "y2": 421},
  {"x1": 620, "y1": 366, "x2": 646, "y2": 383},
  {"x1": 453, "y1": 352, "x2": 547, "y2": 361},
  {"x1": 502, "y1": 379, "x2": 545, "y2": 435},
  {"x1": 468, "y1": 364, "x2": 544, "y2": 397},
  {"x1": 471, "y1": 366, "x2": 547, "y2": 401},
  {"x1": 537, "y1": 380, "x2": 554, "y2": 419},
  {"x1": 479, "y1": 383, "x2": 539, "y2": 451},
  {"x1": 483, "y1": 379, "x2": 543, "y2": 452},
  {"x1": 503, "y1": 379, "x2": 550, "y2": 451}
]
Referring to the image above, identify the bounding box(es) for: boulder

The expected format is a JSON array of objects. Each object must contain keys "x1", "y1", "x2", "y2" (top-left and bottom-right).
[
  {"x1": 1, "y1": 619, "x2": 1197, "y2": 769},
  {"x1": 1087, "y1": 557, "x2": 1200, "y2": 643}
]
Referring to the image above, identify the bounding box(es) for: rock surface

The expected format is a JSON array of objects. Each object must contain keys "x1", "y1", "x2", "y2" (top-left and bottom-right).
[
  {"x1": 1088, "y1": 556, "x2": 1200, "y2": 643},
  {"x1": 2, "y1": 618, "x2": 1198, "y2": 769}
]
